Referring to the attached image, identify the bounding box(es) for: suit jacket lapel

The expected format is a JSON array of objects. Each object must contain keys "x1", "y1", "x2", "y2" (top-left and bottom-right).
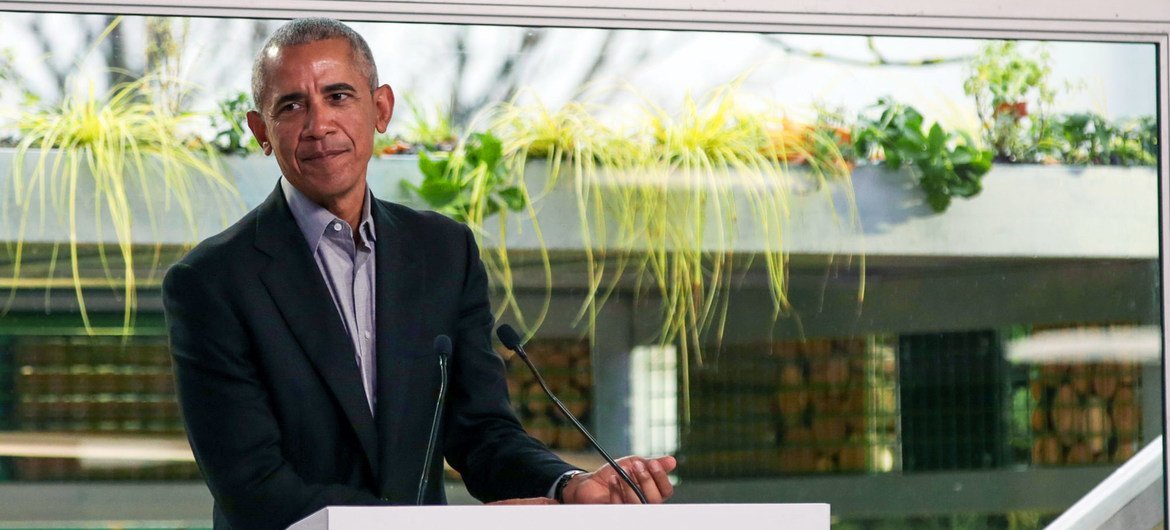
[
  {"x1": 371, "y1": 200, "x2": 429, "y2": 498},
  {"x1": 252, "y1": 185, "x2": 380, "y2": 478}
]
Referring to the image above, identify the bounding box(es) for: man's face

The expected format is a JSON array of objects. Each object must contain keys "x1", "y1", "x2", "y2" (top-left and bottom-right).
[{"x1": 246, "y1": 38, "x2": 393, "y2": 206}]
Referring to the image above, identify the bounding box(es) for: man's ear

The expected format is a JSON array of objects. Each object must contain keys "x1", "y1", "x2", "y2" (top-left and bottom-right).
[
  {"x1": 246, "y1": 110, "x2": 272, "y2": 155},
  {"x1": 373, "y1": 84, "x2": 394, "y2": 134}
]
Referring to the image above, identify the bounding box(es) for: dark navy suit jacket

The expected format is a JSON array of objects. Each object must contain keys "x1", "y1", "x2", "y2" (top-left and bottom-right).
[{"x1": 163, "y1": 184, "x2": 574, "y2": 530}]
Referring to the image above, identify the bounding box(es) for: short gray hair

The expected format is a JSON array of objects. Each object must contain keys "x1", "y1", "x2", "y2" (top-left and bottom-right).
[{"x1": 250, "y1": 18, "x2": 379, "y2": 109}]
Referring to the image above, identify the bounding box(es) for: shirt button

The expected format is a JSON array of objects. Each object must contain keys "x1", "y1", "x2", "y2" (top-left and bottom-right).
[
  {"x1": 332, "y1": 222, "x2": 343, "y2": 232},
  {"x1": 363, "y1": 330, "x2": 372, "y2": 339}
]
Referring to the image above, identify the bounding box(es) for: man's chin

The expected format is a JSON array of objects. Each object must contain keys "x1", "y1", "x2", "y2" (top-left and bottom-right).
[{"x1": 287, "y1": 172, "x2": 364, "y2": 201}]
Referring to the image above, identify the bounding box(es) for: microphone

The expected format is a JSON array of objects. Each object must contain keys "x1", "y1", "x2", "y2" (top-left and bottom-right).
[
  {"x1": 495, "y1": 324, "x2": 648, "y2": 504},
  {"x1": 417, "y1": 334, "x2": 451, "y2": 505}
]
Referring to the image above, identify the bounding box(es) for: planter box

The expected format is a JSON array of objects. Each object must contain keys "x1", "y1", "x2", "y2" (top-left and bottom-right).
[
  {"x1": 487, "y1": 162, "x2": 1158, "y2": 259},
  {"x1": 0, "y1": 149, "x2": 1157, "y2": 260},
  {"x1": 0, "y1": 150, "x2": 424, "y2": 246}
]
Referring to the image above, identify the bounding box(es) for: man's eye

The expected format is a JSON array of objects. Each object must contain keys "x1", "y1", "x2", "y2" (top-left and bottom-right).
[
  {"x1": 328, "y1": 93, "x2": 353, "y2": 102},
  {"x1": 277, "y1": 102, "x2": 302, "y2": 113}
]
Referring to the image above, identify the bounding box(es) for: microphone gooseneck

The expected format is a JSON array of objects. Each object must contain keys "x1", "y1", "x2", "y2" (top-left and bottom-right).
[
  {"x1": 417, "y1": 334, "x2": 451, "y2": 505},
  {"x1": 496, "y1": 324, "x2": 649, "y2": 504}
]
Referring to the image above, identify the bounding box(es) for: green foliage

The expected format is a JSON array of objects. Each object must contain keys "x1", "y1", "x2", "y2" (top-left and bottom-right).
[
  {"x1": 5, "y1": 75, "x2": 238, "y2": 334},
  {"x1": 963, "y1": 41, "x2": 1055, "y2": 161},
  {"x1": 403, "y1": 131, "x2": 525, "y2": 223},
  {"x1": 490, "y1": 96, "x2": 635, "y2": 335},
  {"x1": 1009, "y1": 386, "x2": 1033, "y2": 454},
  {"x1": 210, "y1": 91, "x2": 259, "y2": 155},
  {"x1": 855, "y1": 98, "x2": 993, "y2": 212},
  {"x1": 402, "y1": 128, "x2": 544, "y2": 335},
  {"x1": 804, "y1": 105, "x2": 858, "y2": 177},
  {"x1": 144, "y1": 16, "x2": 190, "y2": 114},
  {"x1": 402, "y1": 97, "x2": 457, "y2": 151},
  {"x1": 492, "y1": 96, "x2": 636, "y2": 192},
  {"x1": 1036, "y1": 113, "x2": 1157, "y2": 166},
  {"x1": 639, "y1": 85, "x2": 797, "y2": 365},
  {"x1": 491, "y1": 84, "x2": 862, "y2": 388}
]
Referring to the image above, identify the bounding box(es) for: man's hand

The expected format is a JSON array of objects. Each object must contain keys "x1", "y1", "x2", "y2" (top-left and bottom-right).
[{"x1": 561, "y1": 455, "x2": 676, "y2": 504}]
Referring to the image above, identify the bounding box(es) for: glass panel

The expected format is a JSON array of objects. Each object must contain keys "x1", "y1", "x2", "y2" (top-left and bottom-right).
[{"x1": 0, "y1": 11, "x2": 1160, "y2": 530}]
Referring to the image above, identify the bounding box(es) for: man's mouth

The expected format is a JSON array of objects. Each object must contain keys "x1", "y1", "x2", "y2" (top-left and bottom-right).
[{"x1": 301, "y1": 148, "x2": 348, "y2": 162}]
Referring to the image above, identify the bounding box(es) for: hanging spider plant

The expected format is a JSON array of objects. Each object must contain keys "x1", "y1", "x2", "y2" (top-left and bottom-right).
[
  {"x1": 488, "y1": 84, "x2": 863, "y2": 424},
  {"x1": 492, "y1": 83, "x2": 861, "y2": 373},
  {"x1": 3, "y1": 73, "x2": 239, "y2": 335},
  {"x1": 491, "y1": 94, "x2": 644, "y2": 341}
]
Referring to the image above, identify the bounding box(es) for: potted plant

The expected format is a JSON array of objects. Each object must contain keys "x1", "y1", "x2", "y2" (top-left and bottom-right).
[
  {"x1": 853, "y1": 98, "x2": 994, "y2": 212},
  {"x1": 962, "y1": 41, "x2": 1055, "y2": 162}
]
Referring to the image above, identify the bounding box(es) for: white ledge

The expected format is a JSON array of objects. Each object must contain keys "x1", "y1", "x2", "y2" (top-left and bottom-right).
[{"x1": 0, "y1": 150, "x2": 1158, "y2": 260}]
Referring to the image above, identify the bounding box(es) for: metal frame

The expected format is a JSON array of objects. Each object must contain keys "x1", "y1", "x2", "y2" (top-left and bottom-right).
[
  {"x1": 1047, "y1": 437, "x2": 1164, "y2": 530},
  {"x1": 0, "y1": 0, "x2": 1165, "y2": 525}
]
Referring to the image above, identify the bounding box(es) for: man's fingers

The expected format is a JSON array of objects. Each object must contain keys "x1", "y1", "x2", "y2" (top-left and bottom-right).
[
  {"x1": 612, "y1": 473, "x2": 636, "y2": 504},
  {"x1": 647, "y1": 458, "x2": 674, "y2": 500},
  {"x1": 616, "y1": 465, "x2": 642, "y2": 504},
  {"x1": 592, "y1": 455, "x2": 677, "y2": 504},
  {"x1": 487, "y1": 497, "x2": 559, "y2": 505},
  {"x1": 631, "y1": 459, "x2": 664, "y2": 503}
]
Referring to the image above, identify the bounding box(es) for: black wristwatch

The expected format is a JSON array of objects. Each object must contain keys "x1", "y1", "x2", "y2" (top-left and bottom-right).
[{"x1": 554, "y1": 471, "x2": 583, "y2": 503}]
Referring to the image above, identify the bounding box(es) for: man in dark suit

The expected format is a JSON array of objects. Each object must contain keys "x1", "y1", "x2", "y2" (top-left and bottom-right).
[{"x1": 163, "y1": 18, "x2": 675, "y2": 530}]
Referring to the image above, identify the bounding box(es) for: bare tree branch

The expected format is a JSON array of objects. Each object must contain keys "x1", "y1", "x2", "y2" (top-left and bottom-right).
[
  {"x1": 448, "y1": 27, "x2": 470, "y2": 125},
  {"x1": 491, "y1": 29, "x2": 544, "y2": 105},
  {"x1": 455, "y1": 28, "x2": 545, "y2": 124},
  {"x1": 572, "y1": 30, "x2": 617, "y2": 96},
  {"x1": 104, "y1": 15, "x2": 135, "y2": 90},
  {"x1": 762, "y1": 35, "x2": 971, "y2": 67},
  {"x1": 28, "y1": 14, "x2": 70, "y2": 97}
]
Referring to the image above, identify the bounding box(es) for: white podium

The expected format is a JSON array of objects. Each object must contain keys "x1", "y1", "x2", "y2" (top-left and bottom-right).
[{"x1": 288, "y1": 503, "x2": 829, "y2": 530}]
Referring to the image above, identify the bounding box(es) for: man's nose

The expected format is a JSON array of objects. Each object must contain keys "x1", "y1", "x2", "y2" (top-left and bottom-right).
[{"x1": 302, "y1": 102, "x2": 337, "y2": 138}]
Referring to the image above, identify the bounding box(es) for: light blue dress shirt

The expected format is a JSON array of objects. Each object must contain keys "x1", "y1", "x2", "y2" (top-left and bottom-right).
[{"x1": 281, "y1": 176, "x2": 378, "y2": 415}]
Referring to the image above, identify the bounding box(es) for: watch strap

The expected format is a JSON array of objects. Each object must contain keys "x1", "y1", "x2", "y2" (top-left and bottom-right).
[{"x1": 554, "y1": 470, "x2": 584, "y2": 503}]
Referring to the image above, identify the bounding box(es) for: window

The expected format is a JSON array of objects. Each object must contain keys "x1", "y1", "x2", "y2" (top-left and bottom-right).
[{"x1": 0, "y1": 4, "x2": 1164, "y2": 528}]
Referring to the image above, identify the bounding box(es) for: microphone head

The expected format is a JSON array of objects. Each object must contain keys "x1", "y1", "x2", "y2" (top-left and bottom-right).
[
  {"x1": 433, "y1": 334, "x2": 452, "y2": 359},
  {"x1": 496, "y1": 324, "x2": 523, "y2": 351}
]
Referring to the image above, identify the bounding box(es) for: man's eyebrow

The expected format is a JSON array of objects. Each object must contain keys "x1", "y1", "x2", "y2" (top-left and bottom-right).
[{"x1": 323, "y1": 83, "x2": 358, "y2": 93}]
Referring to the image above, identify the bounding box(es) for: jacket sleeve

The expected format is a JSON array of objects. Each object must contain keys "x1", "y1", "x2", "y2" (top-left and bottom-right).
[
  {"x1": 163, "y1": 262, "x2": 388, "y2": 530},
  {"x1": 440, "y1": 226, "x2": 579, "y2": 502}
]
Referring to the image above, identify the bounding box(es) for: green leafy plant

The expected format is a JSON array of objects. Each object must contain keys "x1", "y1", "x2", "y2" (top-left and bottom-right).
[
  {"x1": 1037, "y1": 113, "x2": 1157, "y2": 166},
  {"x1": 406, "y1": 131, "x2": 525, "y2": 222},
  {"x1": 963, "y1": 41, "x2": 1055, "y2": 161},
  {"x1": 210, "y1": 91, "x2": 260, "y2": 155},
  {"x1": 855, "y1": 98, "x2": 994, "y2": 212},
  {"x1": 402, "y1": 129, "x2": 546, "y2": 331},
  {"x1": 402, "y1": 97, "x2": 457, "y2": 152},
  {"x1": 4, "y1": 74, "x2": 239, "y2": 334}
]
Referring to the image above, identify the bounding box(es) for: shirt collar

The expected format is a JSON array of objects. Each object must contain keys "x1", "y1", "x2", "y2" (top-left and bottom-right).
[{"x1": 280, "y1": 176, "x2": 378, "y2": 252}]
